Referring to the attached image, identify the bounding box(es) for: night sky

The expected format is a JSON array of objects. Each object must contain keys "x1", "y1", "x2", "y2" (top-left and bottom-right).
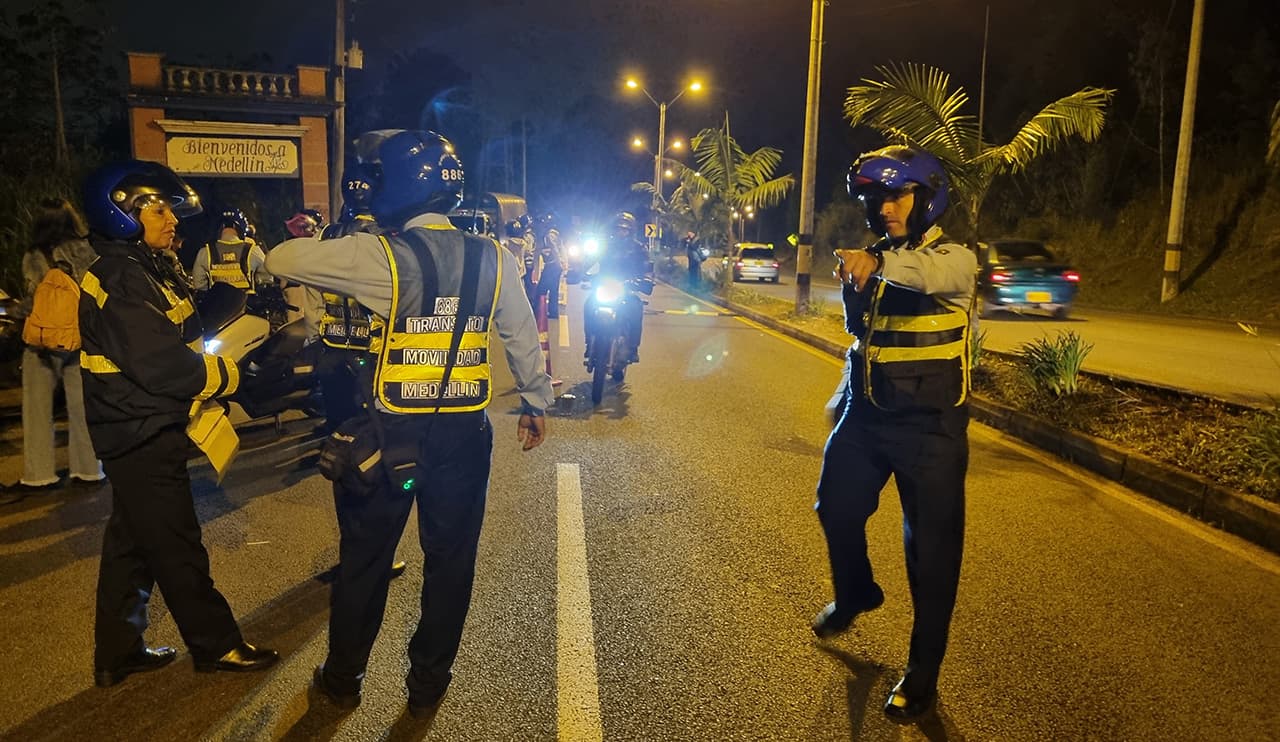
[{"x1": 66, "y1": 0, "x2": 1277, "y2": 231}]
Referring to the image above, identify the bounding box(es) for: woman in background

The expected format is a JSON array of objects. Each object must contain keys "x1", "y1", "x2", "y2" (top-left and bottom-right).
[{"x1": 16, "y1": 198, "x2": 103, "y2": 492}]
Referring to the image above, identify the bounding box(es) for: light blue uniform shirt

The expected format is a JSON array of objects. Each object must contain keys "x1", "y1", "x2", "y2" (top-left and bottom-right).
[{"x1": 265, "y1": 212, "x2": 555, "y2": 413}]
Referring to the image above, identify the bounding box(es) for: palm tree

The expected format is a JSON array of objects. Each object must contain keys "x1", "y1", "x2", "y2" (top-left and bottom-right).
[
  {"x1": 673, "y1": 112, "x2": 795, "y2": 252},
  {"x1": 843, "y1": 62, "x2": 1114, "y2": 240},
  {"x1": 631, "y1": 181, "x2": 724, "y2": 250}
]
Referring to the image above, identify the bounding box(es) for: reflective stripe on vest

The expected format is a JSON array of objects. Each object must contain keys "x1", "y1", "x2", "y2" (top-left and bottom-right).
[
  {"x1": 320, "y1": 292, "x2": 373, "y2": 350},
  {"x1": 208, "y1": 241, "x2": 251, "y2": 289},
  {"x1": 854, "y1": 277, "x2": 970, "y2": 410},
  {"x1": 373, "y1": 226, "x2": 502, "y2": 414}
]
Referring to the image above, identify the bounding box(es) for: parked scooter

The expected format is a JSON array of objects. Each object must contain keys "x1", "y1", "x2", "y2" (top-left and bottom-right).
[
  {"x1": 198, "y1": 282, "x2": 317, "y2": 423},
  {"x1": 582, "y1": 277, "x2": 643, "y2": 406}
]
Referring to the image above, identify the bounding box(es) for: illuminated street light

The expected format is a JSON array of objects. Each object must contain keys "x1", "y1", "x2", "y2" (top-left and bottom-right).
[
  {"x1": 625, "y1": 75, "x2": 706, "y2": 211},
  {"x1": 632, "y1": 136, "x2": 644, "y2": 148}
]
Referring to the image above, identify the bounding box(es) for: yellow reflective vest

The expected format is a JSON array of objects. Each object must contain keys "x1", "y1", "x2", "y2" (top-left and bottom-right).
[
  {"x1": 372, "y1": 225, "x2": 502, "y2": 413},
  {"x1": 845, "y1": 233, "x2": 972, "y2": 411},
  {"x1": 320, "y1": 292, "x2": 372, "y2": 350},
  {"x1": 206, "y1": 240, "x2": 253, "y2": 290}
]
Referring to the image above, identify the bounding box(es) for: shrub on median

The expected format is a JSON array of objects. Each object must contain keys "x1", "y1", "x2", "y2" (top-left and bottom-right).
[{"x1": 1018, "y1": 331, "x2": 1093, "y2": 397}]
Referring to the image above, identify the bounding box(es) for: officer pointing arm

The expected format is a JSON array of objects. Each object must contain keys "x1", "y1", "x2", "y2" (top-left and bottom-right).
[{"x1": 813, "y1": 145, "x2": 976, "y2": 724}]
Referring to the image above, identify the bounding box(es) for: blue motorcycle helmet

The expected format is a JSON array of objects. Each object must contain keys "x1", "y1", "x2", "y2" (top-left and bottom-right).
[
  {"x1": 219, "y1": 207, "x2": 250, "y2": 239},
  {"x1": 847, "y1": 145, "x2": 949, "y2": 241},
  {"x1": 365, "y1": 129, "x2": 464, "y2": 226},
  {"x1": 83, "y1": 160, "x2": 202, "y2": 241},
  {"x1": 339, "y1": 163, "x2": 377, "y2": 222}
]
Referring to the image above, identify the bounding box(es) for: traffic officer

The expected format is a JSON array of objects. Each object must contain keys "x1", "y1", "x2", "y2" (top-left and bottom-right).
[
  {"x1": 532, "y1": 211, "x2": 565, "y2": 318},
  {"x1": 191, "y1": 207, "x2": 271, "y2": 293},
  {"x1": 80, "y1": 161, "x2": 278, "y2": 687},
  {"x1": 312, "y1": 165, "x2": 380, "y2": 430},
  {"x1": 266, "y1": 130, "x2": 553, "y2": 716},
  {"x1": 812, "y1": 145, "x2": 977, "y2": 722}
]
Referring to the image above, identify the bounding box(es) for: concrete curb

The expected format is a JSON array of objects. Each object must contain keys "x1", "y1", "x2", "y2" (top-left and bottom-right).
[{"x1": 689, "y1": 286, "x2": 1280, "y2": 554}]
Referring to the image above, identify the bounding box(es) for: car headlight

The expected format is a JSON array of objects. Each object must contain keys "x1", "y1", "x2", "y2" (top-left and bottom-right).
[{"x1": 595, "y1": 279, "x2": 625, "y2": 304}]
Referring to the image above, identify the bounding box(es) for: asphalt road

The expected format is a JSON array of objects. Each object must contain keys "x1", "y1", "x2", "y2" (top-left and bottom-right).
[
  {"x1": 1, "y1": 282, "x2": 1278, "y2": 741},
  {"x1": 735, "y1": 264, "x2": 1280, "y2": 407}
]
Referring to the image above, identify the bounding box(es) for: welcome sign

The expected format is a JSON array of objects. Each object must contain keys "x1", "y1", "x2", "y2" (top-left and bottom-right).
[{"x1": 166, "y1": 136, "x2": 299, "y2": 178}]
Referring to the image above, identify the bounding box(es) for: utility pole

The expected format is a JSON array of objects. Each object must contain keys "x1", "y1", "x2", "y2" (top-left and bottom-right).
[
  {"x1": 330, "y1": 0, "x2": 347, "y2": 221},
  {"x1": 1162, "y1": 0, "x2": 1205, "y2": 303},
  {"x1": 650, "y1": 102, "x2": 668, "y2": 254},
  {"x1": 795, "y1": 0, "x2": 825, "y2": 314}
]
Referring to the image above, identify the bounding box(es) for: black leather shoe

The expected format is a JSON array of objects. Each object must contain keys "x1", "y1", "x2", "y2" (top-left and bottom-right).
[
  {"x1": 312, "y1": 665, "x2": 361, "y2": 709},
  {"x1": 95, "y1": 646, "x2": 177, "y2": 687},
  {"x1": 194, "y1": 642, "x2": 279, "y2": 673},
  {"x1": 390, "y1": 561, "x2": 407, "y2": 579},
  {"x1": 407, "y1": 688, "x2": 447, "y2": 720},
  {"x1": 883, "y1": 677, "x2": 936, "y2": 722},
  {"x1": 811, "y1": 589, "x2": 886, "y2": 639}
]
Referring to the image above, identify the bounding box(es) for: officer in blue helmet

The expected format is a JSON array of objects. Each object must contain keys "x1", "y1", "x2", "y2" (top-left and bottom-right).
[
  {"x1": 325, "y1": 163, "x2": 380, "y2": 235},
  {"x1": 191, "y1": 206, "x2": 271, "y2": 293},
  {"x1": 812, "y1": 145, "x2": 977, "y2": 723},
  {"x1": 79, "y1": 161, "x2": 279, "y2": 687},
  {"x1": 309, "y1": 164, "x2": 383, "y2": 431},
  {"x1": 267, "y1": 130, "x2": 553, "y2": 716}
]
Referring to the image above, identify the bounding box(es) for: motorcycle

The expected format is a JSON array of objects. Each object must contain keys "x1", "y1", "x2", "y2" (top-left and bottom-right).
[
  {"x1": 198, "y1": 282, "x2": 317, "y2": 423},
  {"x1": 582, "y1": 276, "x2": 645, "y2": 406}
]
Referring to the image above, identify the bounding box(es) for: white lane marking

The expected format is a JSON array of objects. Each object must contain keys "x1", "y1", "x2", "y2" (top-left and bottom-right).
[
  {"x1": 970, "y1": 426, "x2": 1280, "y2": 577},
  {"x1": 663, "y1": 283, "x2": 1280, "y2": 576},
  {"x1": 559, "y1": 313, "x2": 571, "y2": 347},
  {"x1": 556, "y1": 463, "x2": 603, "y2": 742}
]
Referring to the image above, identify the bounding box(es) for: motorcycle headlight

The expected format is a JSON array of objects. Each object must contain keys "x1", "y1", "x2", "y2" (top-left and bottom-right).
[
  {"x1": 568, "y1": 244, "x2": 581, "y2": 258},
  {"x1": 595, "y1": 279, "x2": 625, "y2": 304},
  {"x1": 583, "y1": 238, "x2": 600, "y2": 255}
]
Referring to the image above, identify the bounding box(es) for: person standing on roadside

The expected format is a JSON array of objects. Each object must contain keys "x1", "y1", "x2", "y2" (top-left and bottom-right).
[
  {"x1": 683, "y1": 230, "x2": 702, "y2": 288},
  {"x1": 11, "y1": 198, "x2": 103, "y2": 497},
  {"x1": 267, "y1": 130, "x2": 553, "y2": 718},
  {"x1": 532, "y1": 212, "x2": 565, "y2": 318},
  {"x1": 80, "y1": 161, "x2": 279, "y2": 687},
  {"x1": 811, "y1": 145, "x2": 976, "y2": 723}
]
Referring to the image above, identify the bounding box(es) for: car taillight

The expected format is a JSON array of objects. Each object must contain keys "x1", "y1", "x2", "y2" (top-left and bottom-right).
[
  {"x1": 736, "y1": 261, "x2": 744, "y2": 267},
  {"x1": 990, "y1": 271, "x2": 1012, "y2": 283},
  {"x1": 1063, "y1": 270, "x2": 1080, "y2": 282},
  {"x1": 771, "y1": 262, "x2": 779, "y2": 268}
]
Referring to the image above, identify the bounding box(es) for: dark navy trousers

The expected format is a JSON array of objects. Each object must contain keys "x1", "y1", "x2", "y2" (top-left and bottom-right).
[
  {"x1": 816, "y1": 388, "x2": 968, "y2": 694},
  {"x1": 325, "y1": 411, "x2": 492, "y2": 700}
]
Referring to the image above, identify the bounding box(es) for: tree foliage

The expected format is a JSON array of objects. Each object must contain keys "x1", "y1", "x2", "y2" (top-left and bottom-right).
[
  {"x1": 843, "y1": 62, "x2": 1114, "y2": 240},
  {"x1": 0, "y1": 1, "x2": 118, "y2": 169},
  {"x1": 668, "y1": 112, "x2": 795, "y2": 251}
]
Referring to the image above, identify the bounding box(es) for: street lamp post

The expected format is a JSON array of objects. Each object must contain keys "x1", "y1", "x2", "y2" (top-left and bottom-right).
[{"x1": 626, "y1": 78, "x2": 702, "y2": 250}]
